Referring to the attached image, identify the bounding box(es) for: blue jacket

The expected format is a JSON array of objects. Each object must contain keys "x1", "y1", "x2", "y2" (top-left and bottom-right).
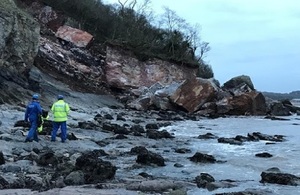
[{"x1": 25, "y1": 101, "x2": 42, "y2": 122}]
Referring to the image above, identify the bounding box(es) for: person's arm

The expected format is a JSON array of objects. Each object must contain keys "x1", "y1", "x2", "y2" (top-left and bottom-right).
[{"x1": 65, "y1": 103, "x2": 70, "y2": 115}]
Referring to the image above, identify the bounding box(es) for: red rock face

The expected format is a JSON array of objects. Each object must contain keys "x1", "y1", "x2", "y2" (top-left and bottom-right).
[
  {"x1": 55, "y1": 25, "x2": 93, "y2": 48},
  {"x1": 105, "y1": 46, "x2": 198, "y2": 89}
]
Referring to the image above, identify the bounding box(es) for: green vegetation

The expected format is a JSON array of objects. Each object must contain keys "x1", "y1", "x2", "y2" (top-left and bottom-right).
[{"x1": 40, "y1": 0, "x2": 214, "y2": 78}]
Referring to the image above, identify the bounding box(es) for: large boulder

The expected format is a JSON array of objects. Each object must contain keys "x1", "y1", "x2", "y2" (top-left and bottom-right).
[
  {"x1": 55, "y1": 25, "x2": 94, "y2": 48},
  {"x1": 222, "y1": 75, "x2": 255, "y2": 91},
  {"x1": 216, "y1": 91, "x2": 267, "y2": 115},
  {"x1": 128, "y1": 78, "x2": 219, "y2": 113},
  {"x1": 127, "y1": 82, "x2": 181, "y2": 111},
  {"x1": 169, "y1": 78, "x2": 218, "y2": 113}
]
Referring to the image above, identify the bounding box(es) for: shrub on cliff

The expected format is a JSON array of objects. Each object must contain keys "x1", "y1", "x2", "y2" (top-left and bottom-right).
[{"x1": 40, "y1": 0, "x2": 214, "y2": 78}]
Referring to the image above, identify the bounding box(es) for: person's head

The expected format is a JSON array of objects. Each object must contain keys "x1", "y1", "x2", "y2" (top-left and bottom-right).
[
  {"x1": 32, "y1": 94, "x2": 39, "y2": 100},
  {"x1": 57, "y1": 95, "x2": 64, "y2": 100}
]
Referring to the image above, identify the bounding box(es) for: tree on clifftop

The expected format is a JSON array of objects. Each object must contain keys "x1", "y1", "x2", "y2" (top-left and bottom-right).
[{"x1": 41, "y1": 0, "x2": 214, "y2": 78}]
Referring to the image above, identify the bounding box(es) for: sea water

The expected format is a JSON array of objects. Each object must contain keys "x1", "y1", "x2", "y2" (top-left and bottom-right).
[{"x1": 165, "y1": 115, "x2": 300, "y2": 195}]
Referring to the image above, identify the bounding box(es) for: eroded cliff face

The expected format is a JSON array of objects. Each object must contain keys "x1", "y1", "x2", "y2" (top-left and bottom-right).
[
  {"x1": 105, "y1": 46, "x2": 198, "y2": 89},
  {"x1": 0, "y1": 0, "x2": 210, "y2": 109},
  {"x1": 35, "y1": 37, "x2": 107, "y2": 94},
  {"x1": 0, "y1": 0, "x2": 40, "y2": 74},
  {"x1": 0, "y1": 0, "x2": 40, "y2": 103},
  {"x1": 17, "y1": 0, "x2": 199, "y2": 94}
]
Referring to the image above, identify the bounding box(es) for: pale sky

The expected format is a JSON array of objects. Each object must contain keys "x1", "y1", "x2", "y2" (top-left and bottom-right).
[{"x1": 104, "y1": 0, "x2": 300, "y2": 93}]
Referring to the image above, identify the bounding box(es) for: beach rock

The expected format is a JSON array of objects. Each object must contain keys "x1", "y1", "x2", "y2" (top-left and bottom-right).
[
  {"x1": 188, "y1": 152, "x2": 216, "y2": 163},
  {"x1": 255, "y1": 152, "x2": 273, "y2": 158},
  {"x1": 197, "y1": 133, "x2": 218, "y2": 139},
  {"x1": 218, "y1": 137, "x2": 243, "y2": 145},
  {"x1": 126, "y1": 179, "x2": 185, "y2": 193},
  {"x1": 146, "y1": 129, "x2": 174, "y2": 139},
  {"x1": 215, "y1": 189, "x2": 274, "y2": 195},
  {"x1": 174, "y1": 148, "x2": 192, "y2": 154},
  {"x1": 195, "y1": 173, "x2": 215, "y2": 188},
  {"x1": 64, "y1": 170, "x2": 85, "y2": 185},
  {"x1": 248, "y1": 132, "x2": 285, "y2": 142},
  {"x1": 0, "y1": 152, "x2": 5, "y2": 165},
  {"x1": 260, "y1": 169, "x2": 300, "y2": 186},
  {"x1": 0, "y1": 176, "x2": 9, "y2": 189},
  {"x1": 75, "y1": 150, "x2": 116, "y2": 183},
  {"x1": 136, "y1": 150, "x2": 165, "y2": 166},
  {"x1": 36, "y1": 150, "x2": 58, "y2": 166}
]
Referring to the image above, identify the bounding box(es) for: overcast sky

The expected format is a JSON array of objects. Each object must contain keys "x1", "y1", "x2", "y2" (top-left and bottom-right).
[{"x1": 104, "y1": 0, "x2": 300, "y2": 93}]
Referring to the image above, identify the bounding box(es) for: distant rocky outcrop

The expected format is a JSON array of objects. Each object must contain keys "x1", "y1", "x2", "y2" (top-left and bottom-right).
[
  {"x1": 266, "y1": 99, "x2": 300, "y2": 116},
  {"x1": 263, "y1": 91, "x2": 300, "y2": 101},
  {"x1": 263, "y1": 91, "x2": 300, "y2": 115}
]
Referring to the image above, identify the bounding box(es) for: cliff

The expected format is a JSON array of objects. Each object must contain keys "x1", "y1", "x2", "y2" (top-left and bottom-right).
[
  {"x1": 0, "y1": 0, "x2": 40, "y2": 104},
  {"x1": 0, "y1": 0, "x2": 298, "y2": 116}
]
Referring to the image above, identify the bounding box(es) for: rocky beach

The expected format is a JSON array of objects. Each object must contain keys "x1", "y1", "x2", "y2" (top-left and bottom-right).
[{"x1": 1, "y1": 95, "x2": 300, "y2": 195}]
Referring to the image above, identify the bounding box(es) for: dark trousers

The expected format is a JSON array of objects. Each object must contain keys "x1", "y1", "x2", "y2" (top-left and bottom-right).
[{"x1": 26, "y1": 119, "x2": 38, "y2": 142}]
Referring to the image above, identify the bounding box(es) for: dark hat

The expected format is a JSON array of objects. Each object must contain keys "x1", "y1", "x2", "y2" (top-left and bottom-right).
[{"x1": 57, "y1": 95, "x2": 64, "y2": 100}]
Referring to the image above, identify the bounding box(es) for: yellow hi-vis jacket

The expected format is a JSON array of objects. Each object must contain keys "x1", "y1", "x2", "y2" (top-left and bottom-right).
[
  {"x1": 51, "y1": 100, "x2": 70, "y2": 122},
  {"x1": 38, "y1": 114, "x2": 49, "y2": 133}
]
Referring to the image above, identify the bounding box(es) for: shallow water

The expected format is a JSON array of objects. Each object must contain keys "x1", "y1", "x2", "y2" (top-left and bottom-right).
[
  {"x1": 113, "y1": 115, "x2": 300, "y2": 194},
  {"x1": 163, "y1": 115, "x2": 300, "y2": 194}
]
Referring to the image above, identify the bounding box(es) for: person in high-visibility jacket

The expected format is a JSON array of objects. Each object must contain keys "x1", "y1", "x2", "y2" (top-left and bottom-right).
[{"x1": 51, "y1": 95, "x2": 70, "y2": 143}]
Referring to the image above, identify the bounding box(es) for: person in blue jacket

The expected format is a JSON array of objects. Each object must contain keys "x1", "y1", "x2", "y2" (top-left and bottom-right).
[{"x1": 24, "y1": 94, "x2": 42, "y2": 142}]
